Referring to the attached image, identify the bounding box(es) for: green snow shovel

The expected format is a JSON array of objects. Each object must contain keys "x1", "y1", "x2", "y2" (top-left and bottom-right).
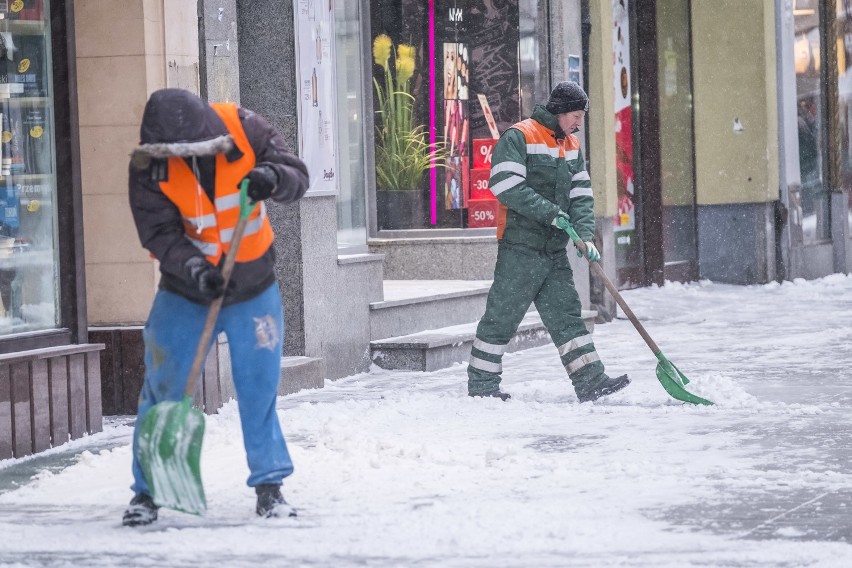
[
  {"x1": 137, "y1": 179, "x2": 258, "y2": 515},
  {"x1": 562, "y1": 223, "x2": 713, "y2": 406}
]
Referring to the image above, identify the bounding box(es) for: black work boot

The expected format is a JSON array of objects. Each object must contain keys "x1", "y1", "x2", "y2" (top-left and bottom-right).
[
  {"x1": 256, "y1": 484, "x2": 297, "y2": 518},
  {"x1": 122, "y1": 493, "x2": 159, "y2": 527},
  {"x1": 468, "y1": 391, "x2": 511, "y2": 401},
  {"x1": 467, "y1": 372, "x2": 511, "y2": 401},
  {"x1": 576, "y1": 374, "x2": 630, "y2": 403}
]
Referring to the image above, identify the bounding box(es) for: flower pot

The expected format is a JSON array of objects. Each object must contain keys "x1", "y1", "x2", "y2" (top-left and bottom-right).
[{"x1": 376, "y1": 189, "x2": 426, "y2": 230}]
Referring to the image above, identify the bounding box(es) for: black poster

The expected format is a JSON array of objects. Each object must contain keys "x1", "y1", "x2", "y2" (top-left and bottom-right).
[
  {"x1": 436, "y1": 0, "x2": 519, "y2": 141},
  {"x1": 465, "y1": 0, "x2": 520, "y2": 139},
  {"x1": 428, "y1": 0, "x2": 519, "y2": 225}
]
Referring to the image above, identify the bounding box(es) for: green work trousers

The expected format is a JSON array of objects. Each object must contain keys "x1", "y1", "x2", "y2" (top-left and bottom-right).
[{"x1": 467, "y1": 241, "x2": 606, "y2": 396}]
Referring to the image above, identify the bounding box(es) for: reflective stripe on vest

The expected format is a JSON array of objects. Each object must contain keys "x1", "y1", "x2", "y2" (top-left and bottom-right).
[
  {"x1": 511, "y1": 119, "x2": 581, "y2": 159},
  {"x1": 157, "y1": 103, "x2": 275, "y2": 265}
]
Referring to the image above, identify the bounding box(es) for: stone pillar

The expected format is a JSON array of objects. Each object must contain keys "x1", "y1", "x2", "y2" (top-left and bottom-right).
[
  {"x1": 584, "y1": 0, "x2": 618, "y2": 318},
  {"x1": 235, "y1": 0, "x2": 306, "y2": 356},
  {"x1": 691, "y1": 0, "x2": 779, "y2": 284},
  {"x1": 831, "y1": 191, "x2": 849, "y2": 274},
  {"x1": 198, "y1": 0, "x2": 240, "y2": 104}
]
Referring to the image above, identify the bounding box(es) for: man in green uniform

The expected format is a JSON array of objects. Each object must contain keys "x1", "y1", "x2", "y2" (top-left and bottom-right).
[{"x1": 468, "y1": 81, "x2": 630, "y2": 402}]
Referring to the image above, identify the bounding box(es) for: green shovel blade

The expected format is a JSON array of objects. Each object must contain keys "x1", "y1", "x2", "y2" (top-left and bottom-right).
[
  {"x1": 655, "y1": 353, "x2": 714, "y2": 406},
  {"x1": 137, "y1": 395, "x2": 207, "y2": 515}
]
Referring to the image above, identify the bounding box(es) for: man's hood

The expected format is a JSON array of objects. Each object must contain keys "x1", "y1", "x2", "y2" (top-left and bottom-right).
[{"x1": 130, "y1": 89, "x2": 234, "y2": 169}]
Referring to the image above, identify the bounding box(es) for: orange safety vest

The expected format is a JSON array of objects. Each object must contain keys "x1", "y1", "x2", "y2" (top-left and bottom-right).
[
  {"x1": 158, "y1": 103, "x2": 274, "y2": 265},
  {"x1": 494, "y1": 118, "x2": 580, "y2": 240}
]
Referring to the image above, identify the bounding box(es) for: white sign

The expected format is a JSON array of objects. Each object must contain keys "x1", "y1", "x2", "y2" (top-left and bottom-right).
[
  {"x1": 612, "y1": 0, "x2": 631, "y2": 114},
  {"x1": 294, "y1": 0, "x2": 337, "y2": 193}
]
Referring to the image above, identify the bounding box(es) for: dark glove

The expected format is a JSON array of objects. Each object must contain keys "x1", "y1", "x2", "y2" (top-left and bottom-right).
[
  {"x1": 245, "y1": 165, "x2": 279, "y2": 202},
  {"x1": 184, "y1": 256, "x2": 226, "y2": 301}
]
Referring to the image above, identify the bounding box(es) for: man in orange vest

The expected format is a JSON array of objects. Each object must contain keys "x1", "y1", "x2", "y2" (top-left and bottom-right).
[{"x1": 124, "y1": 89, "x2": 308, "y2": 526}]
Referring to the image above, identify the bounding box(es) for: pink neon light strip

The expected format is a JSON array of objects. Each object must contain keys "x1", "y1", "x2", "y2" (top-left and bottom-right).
[{"x1": 428, "y1": 0, "x2": 437, "y2": 224}]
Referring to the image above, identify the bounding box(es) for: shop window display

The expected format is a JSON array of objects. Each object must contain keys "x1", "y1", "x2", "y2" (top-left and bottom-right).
[
  {"x1": 518, "y1": 0, "x2": 549, "y2": 119},
  {"x1": 836, "y1": 1, "x2": 852, "y2": 236},
  {"x1": 371, "y1": 0, "x2": 545, "y2": 232},
  {"x1": 0, "y1": 0, "x2": 58, "y2": 335},
  {"x1": 372, "y1": 32, "x2": 444, "y2": 229},
  {"x1": 793, "y1": 0, "x2": 831, "y2": 242}
]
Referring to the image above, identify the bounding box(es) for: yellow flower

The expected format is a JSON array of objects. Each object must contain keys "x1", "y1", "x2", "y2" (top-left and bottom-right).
[
  {"x1": 373, "y1": 34, "x2": 392, "y2": 67},
  {"x1": 396, "y1": 55, "x2": 415, "y2": 84},
  {"x1": 397, "y1": 44, "x2": 415, "y2": 61}
]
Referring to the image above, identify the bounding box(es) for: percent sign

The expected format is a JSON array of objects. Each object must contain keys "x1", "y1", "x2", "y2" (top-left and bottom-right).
[{"x1": 478, "y1": 144, "x2": 493, "y2": 165}]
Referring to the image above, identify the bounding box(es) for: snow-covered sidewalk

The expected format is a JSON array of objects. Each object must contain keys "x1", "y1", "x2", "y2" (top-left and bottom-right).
[{"x1": 2, "y1": 276, "x2": 852, "y2": 567}]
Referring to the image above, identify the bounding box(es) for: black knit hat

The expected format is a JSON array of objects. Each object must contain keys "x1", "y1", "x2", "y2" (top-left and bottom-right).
[{"x1": 545, "y1": 81, "x2": 589, "y2": 114}]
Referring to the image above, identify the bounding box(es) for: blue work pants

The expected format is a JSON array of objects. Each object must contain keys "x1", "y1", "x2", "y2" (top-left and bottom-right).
[{"x1": 131, "y1": 283, "x2": 293, "y2": 496}]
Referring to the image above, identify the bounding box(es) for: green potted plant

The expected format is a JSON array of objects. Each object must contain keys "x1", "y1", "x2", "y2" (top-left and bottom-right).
[{"x1": 372, "y1": 34, "x2": 444, "y2": 230}]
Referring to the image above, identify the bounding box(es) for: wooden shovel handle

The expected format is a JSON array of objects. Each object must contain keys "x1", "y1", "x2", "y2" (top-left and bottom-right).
[
  {"x1": 566, "y1": 226, "x2": 662, "y2": 357},
  {"x1": 183, "y1": 182, "x2": 255, "y2": 398},
  {"x1": 587, "y1": 260, "x2": 662, "y2": 357}
]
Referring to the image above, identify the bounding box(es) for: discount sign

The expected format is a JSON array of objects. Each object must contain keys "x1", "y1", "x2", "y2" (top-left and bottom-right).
[
  {"x1": 468, "y1": 199, "x2": 500, "y2": 228},
  {"x1": 473, "y1": 139, "x2": 496, "y2": 169},
  {"x1": 470, "y1": 168, "x2": 495, "y2": 200}
]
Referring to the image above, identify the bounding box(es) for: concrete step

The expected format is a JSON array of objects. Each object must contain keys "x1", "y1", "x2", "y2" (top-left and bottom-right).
[
  {"x1": 370, "y1": 280, "x2": 494, "y2": 340},
  {"x1": 219, "y1": 354, "x2": 324, "y2": 401},
  {"x1": 370, "y1": 310, "x2": 597, "y2": 372},
  {"x1": 279, "y1": 356, "x2": 324, "y2": 395}
]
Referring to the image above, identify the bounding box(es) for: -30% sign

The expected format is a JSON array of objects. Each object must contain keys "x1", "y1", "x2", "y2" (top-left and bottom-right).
[{"x1": 470, "y1": 168, "x2": 495, "y2": 200}]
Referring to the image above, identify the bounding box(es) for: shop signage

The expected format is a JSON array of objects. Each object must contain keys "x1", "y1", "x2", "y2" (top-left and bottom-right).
[
  {"x1": 472, "y1": 138, "x2": 495, "y2": 168},
  {"x1": 469, "y1": 167, "x2": 494, "y2": 200},
  {"x1": 429, "y1": 0, "x2": 519, "y2": 225},
  {"x1": 467, "y1": 198, "x2": 499, "y2": 228},
  {"x1": 613, "y1": 0, "x2": 635, "y2": 234},
  {"x1": 293, "y1": 0, "x2": 337, "y2": 194}
]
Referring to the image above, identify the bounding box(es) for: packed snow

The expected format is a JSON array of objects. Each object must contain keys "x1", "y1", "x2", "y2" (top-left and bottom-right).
[{"x1": 2, "y1": 275, "x2": 852, "y2": 567}]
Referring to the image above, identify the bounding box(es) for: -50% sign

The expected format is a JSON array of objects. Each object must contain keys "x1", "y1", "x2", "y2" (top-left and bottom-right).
[{"x1": 468, "y1": 199, "x2": 500, "y2": 228}]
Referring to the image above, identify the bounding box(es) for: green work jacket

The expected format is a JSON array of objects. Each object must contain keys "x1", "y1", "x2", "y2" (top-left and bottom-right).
[{"x1": 490, "y1": 105, "x2": 595, "y2": 253}]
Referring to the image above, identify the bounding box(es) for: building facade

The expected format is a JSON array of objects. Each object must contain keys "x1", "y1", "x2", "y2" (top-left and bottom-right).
[
  {"x1": 611, "y1": 0, "x2": 850, "y2": 287},
  {"x1": 6, "y1": 0, "x2": 850, "y2": 459}
]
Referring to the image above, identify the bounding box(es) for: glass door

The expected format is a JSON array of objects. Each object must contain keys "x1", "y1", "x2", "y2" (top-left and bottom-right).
[
  {"x1": 657, "y1": 0, "x2": 698, "y2": 281},
  {"x1": 793, "y1": 0, "x2": 831, "y2": 243}
]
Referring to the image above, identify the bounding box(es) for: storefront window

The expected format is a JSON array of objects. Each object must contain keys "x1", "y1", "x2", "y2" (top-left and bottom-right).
[
  {"x1": 0, "y1": 0, "x2": 59, "y2": 335},
  {"x1": 836, "y1": 0, "x2": 852, "y2": 235},
  {"x1": 794, "y1": 0, "x2": 831, "y2": 242},
  {"x1": 335, "y1": 0, "x2": 368, "y2": 249},
  {"x1": 370, "y1": 0, "x2": 529, "y2": 232},
  {"x1": 613, "y1": 0, "x2": 643, "y2": 284},
  {"x1": 657, "y1": 0, "x2": 697, "y2": 272},
  {"x1": 519, "y1": 0, "x2": 549, "y2": 119}
]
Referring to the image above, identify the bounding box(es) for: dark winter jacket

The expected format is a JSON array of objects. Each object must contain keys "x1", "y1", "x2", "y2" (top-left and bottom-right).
[{"x1": 129, "y1": 89, "x2": 309, "y2": 306}]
